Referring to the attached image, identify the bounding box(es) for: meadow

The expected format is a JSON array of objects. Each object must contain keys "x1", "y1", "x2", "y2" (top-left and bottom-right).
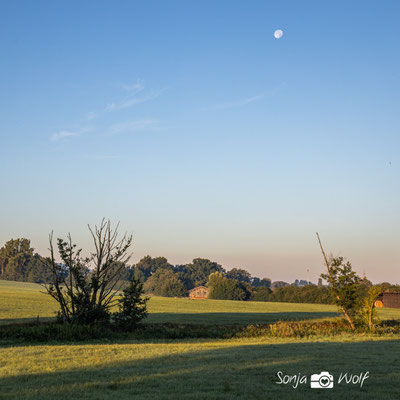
[
  {"x1": 1, "y1": 280, "x2": 400, "y2": 325},
  {"x1": 1, "y1": 280, "x2": 400, "y2": 399}
]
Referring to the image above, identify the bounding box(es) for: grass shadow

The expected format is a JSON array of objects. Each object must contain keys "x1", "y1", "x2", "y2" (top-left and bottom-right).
[
  {"x1": 1, "y1": 339, "x2": 399, "y2": 399},
  {"x1": 146, "y1": 311, "x2": 340, "y2": 325},
  {"x1": 0, "y1": 311, "x2": 339, "y2": 328}
]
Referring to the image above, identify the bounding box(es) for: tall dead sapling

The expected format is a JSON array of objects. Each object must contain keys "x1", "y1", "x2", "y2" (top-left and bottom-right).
[{"x1": 44, "y1": 219, "x2": 132, "y2": 324}]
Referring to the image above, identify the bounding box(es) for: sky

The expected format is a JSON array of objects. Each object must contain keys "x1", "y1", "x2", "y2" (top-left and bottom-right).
[{"x1": 0, "y1": 0, "x2": 399, "y2": 283}]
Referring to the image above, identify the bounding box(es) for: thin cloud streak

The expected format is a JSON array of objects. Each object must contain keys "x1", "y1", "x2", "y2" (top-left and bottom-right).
[
  {"x1": 201, "y1": 86, "x2": 284, "y2": 111},
  {"x1": 105, "y1": 88, "x2": 165, "y2": 112},
  {"x1": 119, "y1": 80, "x2": 145, "y2": 93},
  {"x1": 108, "y1": 119, "x2": 159, "y2": 135},
  {"x1": 203, "y1": 94, "x2": 264, "y2": 111},
  {"x1": 50, "y1": 128, "x2": 88, "y2": 141},
  {"x1": 50, "y1": 80, "x2": 165, "y2": 142}
]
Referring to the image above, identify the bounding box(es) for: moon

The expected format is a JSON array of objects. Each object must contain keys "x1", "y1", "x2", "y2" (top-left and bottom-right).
[{"x1": 274, "y1": 29, "x2": 283, "y2": 39}]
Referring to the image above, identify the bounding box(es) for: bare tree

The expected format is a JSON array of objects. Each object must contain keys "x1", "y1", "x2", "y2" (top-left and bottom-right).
[{"x1": 44, "y1": 219, "x2": 132, "y2": 324}]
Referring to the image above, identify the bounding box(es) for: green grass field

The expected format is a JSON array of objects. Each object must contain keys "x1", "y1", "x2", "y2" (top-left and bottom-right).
[
  {"x1": 1, "y1": 279, "x2": 400, "y2": 325},
  {"x1": 1, "y1": 336, "x2": 400, "y2": 399},
  {"x1": 1, "y1": 280, "x2": 400, "y2": 399}
]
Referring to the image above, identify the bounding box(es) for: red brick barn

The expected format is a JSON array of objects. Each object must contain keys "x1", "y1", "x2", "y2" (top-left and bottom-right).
[{"x1": 188, "y1": 286, "x2": 209, "y2": 299}]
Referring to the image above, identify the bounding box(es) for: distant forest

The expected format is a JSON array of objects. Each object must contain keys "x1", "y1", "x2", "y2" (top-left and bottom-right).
[{"x1": 1, "y1": 238, "x2": 398, "y2": 304}]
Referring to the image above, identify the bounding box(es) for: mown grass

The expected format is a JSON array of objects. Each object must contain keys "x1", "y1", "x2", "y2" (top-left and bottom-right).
[
  {"x1": 1, "y1": 336, "x2": 400, "y2": 399},
  {"x1": 2, "y1": 280, "x2": 400, "y2": 399},
  {"x1": 1, "y1": 280, "x2": 400, "y2": 326}
]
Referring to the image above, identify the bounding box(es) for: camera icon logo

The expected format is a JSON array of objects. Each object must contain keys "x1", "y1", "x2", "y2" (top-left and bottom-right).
[{"x1": 310, "y1": 371, "x2": 334, "y2": 389}]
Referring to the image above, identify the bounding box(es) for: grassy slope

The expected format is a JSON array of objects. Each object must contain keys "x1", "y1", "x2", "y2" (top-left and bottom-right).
[
  {"x1": 1, "y1": 279, "x2": 400, "y2": 325},
  {"x1": 0, "y1": 280, "x2": 58, "y2": 324}
]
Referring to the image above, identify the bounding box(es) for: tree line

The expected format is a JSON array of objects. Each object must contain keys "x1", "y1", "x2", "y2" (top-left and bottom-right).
[
  {"x1": 1, "y1": 236, "x2": 399, "y2": 307},
  {"x1": 1, "y1": 223, "x2": 395, "y2": 334},
  {"x1": 0, "y1": 239, "x2": 52, "y2": 283},
  {"x1": 0, "y1": 237, "x2": 328, "y2": 303}
]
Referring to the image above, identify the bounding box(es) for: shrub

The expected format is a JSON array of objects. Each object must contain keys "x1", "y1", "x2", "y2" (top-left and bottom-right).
[
  {"x1": 143, "y1": 269, "x2": 187, "y2": 297},
  {"x1": 251, "y1": 287, "x2": 272, "y2": 301},
  {"x1": 208, "y1": 279, "x2": 248, "y2": 300},
  {"x1": 359, "y1": 285, "x2": 381, "y2": 332},
  {"x1": 269, "y1": 285, "x2": 333, "y2": 304},
  {"x1": 239, "y1": 319, "x2": 353, "y2": 338},
  {"x1": 114, "y1": 277, "x2": 149, "y2": 329}
]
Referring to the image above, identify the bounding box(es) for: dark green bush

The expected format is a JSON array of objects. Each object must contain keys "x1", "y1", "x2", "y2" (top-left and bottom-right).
[
  {"x1": 113, "y1": 277, "x2": 148, "y2": 329},
  {"x1": 143, "y1": 269, "x2": 187, "y2": 297},
  {"x1": 207, "y1": 272, "x2": 253, "y2": 301},
  {"x1": 251, "y1": 287, "x2": 272, "y2": 301},
  {"x1": 269, "y1": 285, "x2": 333, "y2": 304}
]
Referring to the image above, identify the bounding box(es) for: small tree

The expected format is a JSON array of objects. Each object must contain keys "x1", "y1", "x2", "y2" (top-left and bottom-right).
[
  {"x1": 44, "y1": 219, "x2": 132, "y2": 324},
  {"x1": 320, "y1": 257, "x2": 363, "y2": 329},
  {"x1": 114, "y1": 277, "x2": 148, "y2": 329},
  {"x1": 317, "y1": 233, "x2": 360, "y2": 330},
  {"x1": 317, "y1": 233, "x2": 383, "y2": 332},
  {"x1": 162, "y1": 277, "x2": 187, "y2": 297},
  {"x1": 362, "y1": 286, "x2": 381, "y2": 332}
]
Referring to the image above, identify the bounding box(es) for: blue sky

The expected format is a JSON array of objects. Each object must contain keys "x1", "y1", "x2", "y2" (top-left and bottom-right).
[{"x1": 1, "y1": 0, "x2": 399, "y2": 283}]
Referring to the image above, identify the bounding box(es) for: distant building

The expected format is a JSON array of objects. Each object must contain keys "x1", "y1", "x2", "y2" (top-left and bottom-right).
[
  {"x1": 292, "y1": 279, "x2": 312, "y2": 287},
  {"x1": 375, "y1": 292, "x2": 400, "y2": 309},
  {"x1": 188, "y1": 286, "x2": 209, "y2": 299}
]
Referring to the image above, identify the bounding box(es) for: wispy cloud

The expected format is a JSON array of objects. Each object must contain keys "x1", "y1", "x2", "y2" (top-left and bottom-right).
[
  {"x1": 119, "y1": 79, "x2": 145, "y2": 93},
  {"x1": 50, "y1": 127, "x2": 91, "y2": 141},
  {"x1": 202, "y1": 94, "x2": 264, "y2": 111},
  {"x1": 108, "y1": 119, "x2": 159, "y2": 135},
  {"x1": 201, "y1": 86, "x2": 284, "y2": 112},
  {"x1": 51, "y1": 129, "x2": 83, "y2": 141},
  {"x1": 105, "y1": 88, "x2": 165, "y2": 112},
  {"x1": 50, "y1": 79, "x2": 165, "y2": 143}
]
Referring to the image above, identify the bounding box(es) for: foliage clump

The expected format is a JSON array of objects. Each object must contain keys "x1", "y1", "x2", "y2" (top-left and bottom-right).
[
  {"x1": 0, "y1": 239, "x2": 51, "y2": 283},
  {"x1": 207, "y1": 272, "x2": 253, "y2": 300},
  {"x1": 143, "y1": 269, "x2": 187, "y2": 297},
  {"x1": 114, "y1": 277, "x2": 148, "y2": 328},
  {"x1": 317, "y1": 233, "x2": 381, "y2": 332},
  {"x1": 269, "y1": 285, "x2": 332, "y2": 304},
  {"x1": 251, "y1": 287, "x2": 272, "y2": 302}
]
